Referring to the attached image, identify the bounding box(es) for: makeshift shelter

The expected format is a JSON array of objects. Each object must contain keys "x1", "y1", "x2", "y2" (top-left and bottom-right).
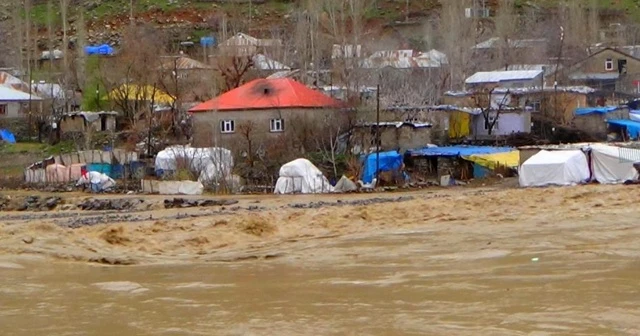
[
  {"x1": 519, "y1": 150, "x2": 590, "y2": 187},
  {"x1": 361, "y1": 151, "x2": 404, "y2": 184},
  {"x1": 334, "y1": 175, "x2": 358, "y2": 193},
  {"x1": 274, "y1": 158, "x2": 333, "y2": 194},
  {"x1": 589, "y1": 144, "x2": 640, "y2": 184},
  {"x1": 154, "y1": 146, "x2": 233, "y2": 183}
]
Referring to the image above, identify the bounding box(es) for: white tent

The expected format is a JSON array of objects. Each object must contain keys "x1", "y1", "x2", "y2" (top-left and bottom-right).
[
  {"x1": 155, "y1": 146, "x2": 233, "y2": 183},
  {"x1": 590, "y1": 144, "x2": 640, "y2": 184},
  {"x1": 274, "y1": 158, "x2": 334, "y2": 194},
  {"x1": 519, "y1": 150, "x2": 590, "y2": 187}
]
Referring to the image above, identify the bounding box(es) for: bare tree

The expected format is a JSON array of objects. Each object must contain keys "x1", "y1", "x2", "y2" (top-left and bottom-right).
[
  {"x1": 472, "y1": 87, "x2": 510, "y2": 136},
  {"x1": 439, "y1": 0, "x2": 483, "y2": 90},
  {"x1": 493, "y1": 0, "x2": 519, "y2": 70},
  {"x1": 217, "y1": 56, "x2": 254, "y2": 91}
]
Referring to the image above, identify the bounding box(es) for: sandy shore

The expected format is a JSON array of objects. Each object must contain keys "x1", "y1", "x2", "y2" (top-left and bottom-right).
[{"x1": 0, "y1": 181, "x2": 637, "y2": 265}]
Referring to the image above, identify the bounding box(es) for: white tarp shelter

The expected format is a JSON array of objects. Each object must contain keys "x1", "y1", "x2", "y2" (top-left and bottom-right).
[
  {"x1": 589, "y1": 144, "x2": 640, "y2": 184},
  {"x1": 155, "y1": 146, "x2": 233, "y2": 183},
  {"x1": 519, "y1": 150, "x2": 590, "y2": 187},
  {"x1": 274, "y1": 158, "x2": 333, "y2": 194}
]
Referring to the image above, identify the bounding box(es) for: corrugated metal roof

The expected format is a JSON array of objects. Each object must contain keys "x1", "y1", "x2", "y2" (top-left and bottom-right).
[
  {"x1": 189, "y1": 78, "x2": 342, "y2": 112},
  {"x1": 497, "y1": 64, "x2": 560, "y2": 73},
  {"x1": 360, "y1": 49, "x2": 447, "y2": 69},
  {"x1": 465, "y1": 70, "x2": 543, "y2": 84},
  {"x1": 445, "y1": 86, "x2": 596, "y2": 97},
  {"x1": 407, "y1": 145, "x2": 514, "y2": 157},
  {"x1": 473, "y1": 38, "x2": 547, "y2": 49},
  {"x1": 355, "y1": 121, "x2": 432, "y2": 128},
  {"x1": 0, "y1": 72, "x2": 29, "y2": 92},
  {"x1": 252, "y1": 54, "x2": 290, "y2": 70},
  {"x1": 0, "y1": 86, "x2": 42, "y2": 101},
  {"x1": 569, "y1": 73, "x2": 619, "y2": 80},
  {"x1": 220, "y1": 33, "x2": 282, "y2": 47},
  {"x1": 164, "y1": 56, "x2": 211, "y2": 70}
]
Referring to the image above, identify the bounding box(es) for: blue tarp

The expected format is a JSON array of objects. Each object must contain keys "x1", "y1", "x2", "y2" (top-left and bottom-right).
[
  {"x1": 607, "y1": 119, "x2": 640, "y2": 140},
  {"x1": 200, "y1": 37, "x2": 216, "y2": 47},
  {"x1": 84, "y1": 44, "x2": 114, "y2": 56},
  {"x1": 362, "y1": 151, "x2": 403, "y2": 184},
  {"x1": 575, "y1": 106, "x2": 621, "y2": 116},
  {"x1": 0, "y1": 129, "x2": 16, "y2": 143},
  {"x1": 406, "y1": 145, "x2": 513, "y2": 157}
]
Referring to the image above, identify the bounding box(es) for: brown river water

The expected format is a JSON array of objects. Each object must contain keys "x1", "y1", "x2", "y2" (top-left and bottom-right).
[
  {"x1": 2, "y1": 228, "x2": 639, "y2": 336},
  {"x1": 2, "y1": 184, "x2": 640, "y2": 335}
]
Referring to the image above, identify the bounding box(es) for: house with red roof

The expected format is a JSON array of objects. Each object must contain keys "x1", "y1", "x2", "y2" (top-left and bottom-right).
[{"x1": 188, "y1": 78, "x2": 345, "y2": 147}]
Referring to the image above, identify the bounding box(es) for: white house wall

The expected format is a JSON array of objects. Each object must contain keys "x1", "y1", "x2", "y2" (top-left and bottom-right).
[{"x1": 472, "y1": 111, "x2": 531, "y2": 137}]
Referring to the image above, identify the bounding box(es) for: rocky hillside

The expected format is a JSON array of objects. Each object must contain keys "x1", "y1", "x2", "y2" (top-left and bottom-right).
[{"x1": 0, "y1": 0, "x2": 637, "y2": 62}]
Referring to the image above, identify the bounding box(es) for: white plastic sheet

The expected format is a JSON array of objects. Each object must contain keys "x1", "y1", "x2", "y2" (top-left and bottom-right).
[
  {"x1": 76, "y1": 171, "x2": 116, "y2": 191},
  {"x1": 519, "y1": 150, "x2": 590, "y2": 187},
  {"x1": 155, "y1": 146, "x2": 233, "y2": 183},
  {"x1": 274, "y1": 158, "x2": 333, "y2": 194},
  {"x1": 157, "y1": 181, "x2": 204, "y2": 195},
  {"x1": 590, "y1": 144, "x2": 640, "y2": 184}
]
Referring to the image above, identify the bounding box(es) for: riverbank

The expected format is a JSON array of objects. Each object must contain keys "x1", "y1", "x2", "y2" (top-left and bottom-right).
[{"x1": 0, "y1": 182, "x2": 636, "y2": 265}]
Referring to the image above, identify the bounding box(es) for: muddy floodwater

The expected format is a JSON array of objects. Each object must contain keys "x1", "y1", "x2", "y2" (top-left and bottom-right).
[
  {"x1": 2, "y1": 184, "x2": 640, "y2": 335},
  {"x1": 2, "y1": 230, "x2": 640, "y2": 335}
]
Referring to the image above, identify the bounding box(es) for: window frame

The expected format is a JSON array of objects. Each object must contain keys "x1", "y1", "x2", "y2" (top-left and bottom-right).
[
  {"x1": 220, "y1": 119, "x2": 235, "y2": 134},
  {"x1": 269, "y1": 118, "x2": 285, "y2": 133},
  {"x1": 0, "y1": 104, "x2": 6, "y2": 115},
  {"x1": 605, "y1": 58, "x2": 614, "y2": 71},
  {"x1": 527, "y1": 100, "x2": 541, "y2": 112},
  {"x1": 484, "y1": 116, "x2": 499, "y2": 130}
]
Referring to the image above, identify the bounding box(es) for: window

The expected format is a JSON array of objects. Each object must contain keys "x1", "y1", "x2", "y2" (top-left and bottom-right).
[
  {"x1": 484, "y1": 116, "x2": 499, "y2": 130},
  {"x1": 220, "y1": 120, "x2": 235, "y2": 133},
  {"x1": 270, "y1": 118, "x2": 284, "y2": 132},
  {"x1": 526, "y1": 100, "x2": 541, "y2": 112},
  {"x1": 0, "y1": 105, "x2": 6, "y2": 115},
  {"x1": 605, "y1": 58, "x2": 614, "y2": 71},
  {"x1": 618, "y1": 59, "x2": 627, "y2": 74}
]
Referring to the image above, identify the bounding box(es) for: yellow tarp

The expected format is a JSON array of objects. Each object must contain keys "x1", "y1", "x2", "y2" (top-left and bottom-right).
[
  {"x1": 448, "y1": 111, "x2": 470, "y2": 139},
  {"x1": 107, "y1": 84, "x2": 175, "y2": 104},
  {"x1": 464, "y1": 151, "x2": 520, "y2": 170}
]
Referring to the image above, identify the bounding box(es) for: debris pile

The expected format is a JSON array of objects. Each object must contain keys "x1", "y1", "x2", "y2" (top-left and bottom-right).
[
  {"x1": 163, "y1": 198, "x2": 239, "y2": 209},
  {"x1": 0, "y1": 195, "x2": 62, "y2": 211}
]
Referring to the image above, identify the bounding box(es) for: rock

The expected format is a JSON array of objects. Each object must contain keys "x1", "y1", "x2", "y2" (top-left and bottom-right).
[
  {"x1": 45, "y1": 197, "x2": 60, "y2": 209},
  {"x1": 22, "y1": 236, "x2": 34, "y2": 244}
]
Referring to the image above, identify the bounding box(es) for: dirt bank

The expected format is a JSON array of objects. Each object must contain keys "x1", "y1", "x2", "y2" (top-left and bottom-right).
[{"x1": 0, "y1": 183, "x2": 637, "y2": 265}]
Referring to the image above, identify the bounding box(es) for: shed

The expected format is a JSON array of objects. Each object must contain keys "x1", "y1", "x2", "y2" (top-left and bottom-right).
[
  {"x1": 406, "y1": 146, "x2": 513, "y2": 180},
  {"x1": 573, "y1": 106, "x2": 629, "y2": 137},
  {"x1": 59, "y1": 111, "x2": 118, "y2": 133},
  {"x1": 352, "y1": 121, "x2": 432, "y2": 153}
]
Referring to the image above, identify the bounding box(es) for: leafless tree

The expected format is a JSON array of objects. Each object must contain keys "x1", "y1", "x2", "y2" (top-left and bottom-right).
[{"x1": 472, "y1": 87, "x2": 510, "y2": 136}]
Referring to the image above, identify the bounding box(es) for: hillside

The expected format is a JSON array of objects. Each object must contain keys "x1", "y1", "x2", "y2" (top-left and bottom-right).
[{"x1": 0, "y1": 0, "x2": 637, "y2": 63}]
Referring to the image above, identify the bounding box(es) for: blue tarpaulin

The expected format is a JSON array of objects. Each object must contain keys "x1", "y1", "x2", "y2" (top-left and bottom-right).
[
  {"x1": 362, "y1": 151, "x2": 403, "y2": 184},
  {"x1": 575, "y1": 106, "x2": 621, "y2": 116},
  {"x1": 607, "y1": 119, "x2": 640, "y2": 139},
  {"x1": 0, "y1": 129, "x2": 16, "y2": 143},
  {"x1": 85, "y1": 44, "x2": 114, "y2": 56},
  {"x1": 200, "y1": 37, "x2": 216, "y2": 47},
  {"x1": 406, "y1": 145, "x2": 513, "y2": 157}
]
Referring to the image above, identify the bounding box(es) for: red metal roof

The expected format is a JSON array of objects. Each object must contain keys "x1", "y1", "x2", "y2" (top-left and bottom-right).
[{"x1": 189, "y1": 78, "x2": 343, "y2": 112}]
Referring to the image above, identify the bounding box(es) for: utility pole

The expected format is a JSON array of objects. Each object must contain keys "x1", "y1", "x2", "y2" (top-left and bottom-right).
[{"x1": 375, "y1": 83, "x2": 380, "y2": 183}]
